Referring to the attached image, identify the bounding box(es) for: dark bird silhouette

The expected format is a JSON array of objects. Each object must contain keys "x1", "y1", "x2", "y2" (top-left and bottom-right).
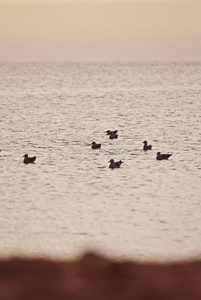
[
  {"x1": 156, "y1": 152, "x2": 172, "y2": 160},
  {"x1": 105, "y1": 130, "x2": 118, "y2": 136},
  {"x1": 91, "y1": 142, "x2": 101, "y2": 149},
  {"x1": 143, "y1": 141, "x2": 152, "y2": 151},
  {"x1": 23, "y1": 154, "x2": 36, "y2": 164},
  {"x1": 109, "y1": 159, "x2": 123, "y2": 169}
]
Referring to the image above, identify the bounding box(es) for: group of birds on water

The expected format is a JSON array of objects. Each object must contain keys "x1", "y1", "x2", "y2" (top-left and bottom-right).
[
  {"x1": 18, "y1": 129, "x2": 171, "y2": 167},
  {"x1": 143, "y1": 141, "x2": 172, "y2": 160},
  {"x1": 91, "y1": 130, "x2": 172, "y2": 169}
]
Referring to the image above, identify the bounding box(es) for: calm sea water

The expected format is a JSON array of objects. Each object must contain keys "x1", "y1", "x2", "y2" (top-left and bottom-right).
[{"x1": 0, "y1": 61, "x2": 201, "y2": 261}]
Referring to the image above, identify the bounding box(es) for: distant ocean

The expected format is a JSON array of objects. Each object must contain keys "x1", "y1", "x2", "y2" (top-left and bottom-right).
[{"x1": 0, "y1": 61, "x2": 201, "y2": 261}]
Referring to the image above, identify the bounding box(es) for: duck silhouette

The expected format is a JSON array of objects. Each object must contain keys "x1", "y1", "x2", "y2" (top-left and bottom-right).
[
  {"x1": 23, "y1": 154, "x2": 36, "y2": 164},
  {"x1": 156, "y1": 152, "x2": 172, "y2": 160},
  {"x1": 91, "y1": 142, "x2": 101, "y2": 149},
  {"x1": 143, "y1": 141, "x2": 152, "y2": 151},
  {"x1": 109, "y1": 159, "x2": 123, "y2": 169}
]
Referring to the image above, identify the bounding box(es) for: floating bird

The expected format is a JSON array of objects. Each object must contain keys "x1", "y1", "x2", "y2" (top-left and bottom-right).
[
  {"x1": 23, "y1": 154, "x2": 36, "y2": 164},
  {"x1": 109, "y1": 159, "x2": 123, "y2": 169},
  {"x1": 156, "y1": 152, "x2": 172, "y2": 160},
  {"x1": 91, "y1": 142, "x2": 101, "y2": 149},
  {"x1": 143, "y1": 141, "x2": 152, "y2": 151},
  {"x1": 105, "y1": 130, "x2": 118, "y2": 136},
  {"x1": 109, "y1": 132, "x2": 118, "y2": 139}
]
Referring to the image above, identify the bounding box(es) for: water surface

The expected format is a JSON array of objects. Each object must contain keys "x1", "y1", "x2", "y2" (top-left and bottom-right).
[{"x1": 0, "y1": 61, "x2": 201, "y2": 261}]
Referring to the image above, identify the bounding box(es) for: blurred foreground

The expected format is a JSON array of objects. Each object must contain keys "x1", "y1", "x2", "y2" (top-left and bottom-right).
[{"x1": 0, "y1": 252, "x2": 201, "y2": 300}]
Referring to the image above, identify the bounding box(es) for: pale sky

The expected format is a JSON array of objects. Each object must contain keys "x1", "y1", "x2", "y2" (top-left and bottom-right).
[
  {"x1": 0, "y1": 0, "x2": 200, "y2": 61},
  {"x1": 0, "y1": 0, "x2": 198, "y2": 2}
]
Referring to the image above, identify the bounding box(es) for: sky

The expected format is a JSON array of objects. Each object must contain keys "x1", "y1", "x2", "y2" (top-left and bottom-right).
[{"x1": 0, "y1": 0, "x2": 200, "y2": 61}]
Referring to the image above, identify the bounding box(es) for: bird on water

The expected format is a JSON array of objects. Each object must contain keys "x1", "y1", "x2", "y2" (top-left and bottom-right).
[
  {"x1": 23, "y1": 154, "x2": 36, "y2": 164},
  {"x1": 91, "y1": 142, "x2": 101, "y2": 149},
  {"x1": 156, "y1": 152, "x2": 172, "y2": 160},
  {"x1": 109, "y1": 159, "x2": 123, "y2": 169},
  {"x1": 143, "y1": 141, "x2": 152, "y2": 151}
]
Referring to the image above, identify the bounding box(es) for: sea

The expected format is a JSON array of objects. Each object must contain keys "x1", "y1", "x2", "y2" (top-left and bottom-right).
[{"x1": 0, "y1": 61, "x2": 201, "y2": 262}]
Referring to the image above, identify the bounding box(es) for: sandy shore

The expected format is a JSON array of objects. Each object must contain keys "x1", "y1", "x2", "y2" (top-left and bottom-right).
[{"x1": 0, "y1": 252, "x2": 201, "y2": 300}]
